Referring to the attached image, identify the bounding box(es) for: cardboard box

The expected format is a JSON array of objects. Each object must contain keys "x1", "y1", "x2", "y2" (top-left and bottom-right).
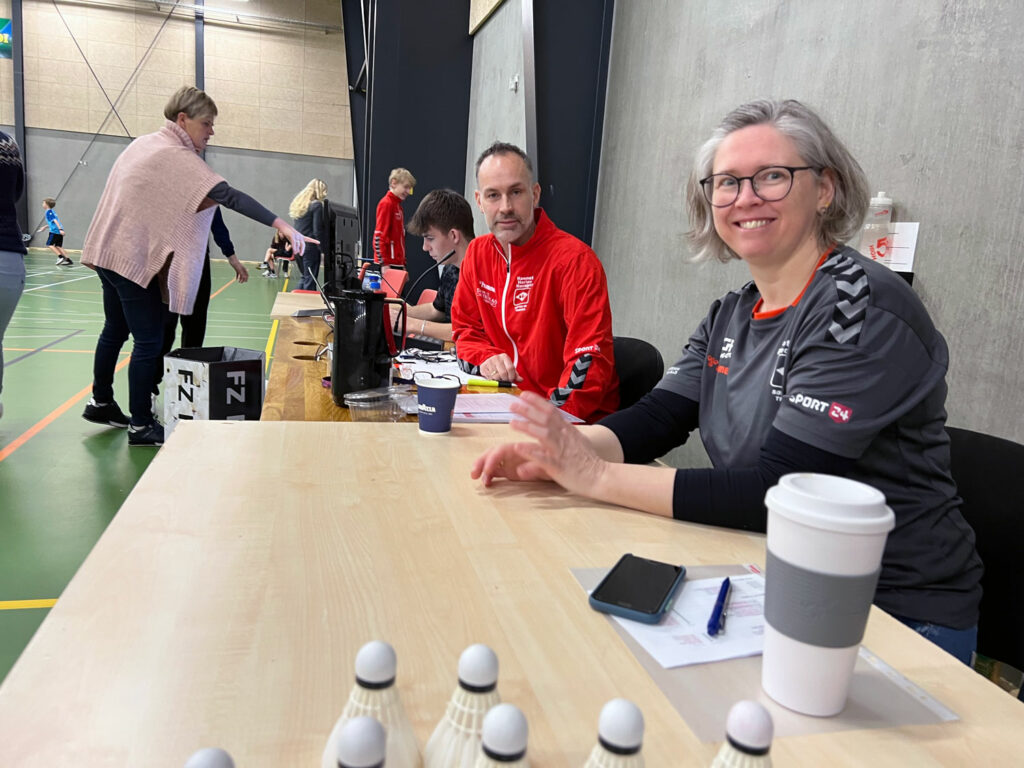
[{"x1": 164, "y1": 347, "x2": 264, "y2": 434}]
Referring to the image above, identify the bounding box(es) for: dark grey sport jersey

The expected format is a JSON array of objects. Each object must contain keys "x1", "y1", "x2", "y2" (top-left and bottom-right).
[{"x1": 657, "y1": 247, "x2": 982, "y2": 627}]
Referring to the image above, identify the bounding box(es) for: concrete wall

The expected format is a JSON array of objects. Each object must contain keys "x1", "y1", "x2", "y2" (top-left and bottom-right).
[
  {"x1": 594, "y1": 0, "x2": 1024, "y2": 451},
  {"x1": 14, "y1": 125, "x2": 353, "y2": 260},
  {"x1": 464, "y1": 0, "x2": 526, "y2": 236}
]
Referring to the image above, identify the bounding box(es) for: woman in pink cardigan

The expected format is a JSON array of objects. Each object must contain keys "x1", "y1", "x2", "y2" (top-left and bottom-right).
[{"x1": 80, "y1": 86, "x2": 308, "y2": 447}]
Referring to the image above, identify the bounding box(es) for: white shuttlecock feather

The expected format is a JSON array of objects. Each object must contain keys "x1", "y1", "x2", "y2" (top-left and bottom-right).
[
  {"x1": 709, "y1": 700, "x2": 773, "y2": 767},
  {"x1": 322, "y1": 640, "x2": 422, "y2": 768},
  {"x1": 584, "y1": 698, "x2": 645, "y2": 767},
  {"x1": 336, "y1": 716, "x2": 387, "y2": 768},
  {"x1": 473, "y1": 703, "x2": 529, "y2": 768},
  {"x1": 183, "y1": 747, "x2": 234, "y2": 768},
  {"x1": 424, "y1": 644, "x2": 501, "y2": 768}
]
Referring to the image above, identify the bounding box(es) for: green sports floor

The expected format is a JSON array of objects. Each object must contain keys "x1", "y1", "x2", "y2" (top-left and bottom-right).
[{"x1": 0, "y1": 249, "x2": 288, "y2": 682}]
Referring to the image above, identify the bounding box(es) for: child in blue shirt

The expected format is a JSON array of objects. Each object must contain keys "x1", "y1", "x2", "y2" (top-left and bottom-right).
[{"x1": 37, "y1": 197, "x2": 71, "y2": 265}]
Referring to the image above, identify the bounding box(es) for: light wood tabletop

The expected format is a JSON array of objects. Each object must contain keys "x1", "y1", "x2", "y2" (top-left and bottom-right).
[
  {"x1": 0, "y1": 421, "x2": 1019, "y2": 766},
  {"x1": 269, "y1": 290, "x2": 327, "y2": 319},
  {"x1": 262, "y1": 315, "x2": 347, "y2": 422}
]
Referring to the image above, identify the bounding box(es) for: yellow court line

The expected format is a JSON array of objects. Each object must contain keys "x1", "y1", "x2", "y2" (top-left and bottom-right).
[
  {"x1": 265, "y1": 319, "x2": 279, "y2": 374},
  {"x1": 0, "y1": 599, "x2": 57, "y2": 611}
]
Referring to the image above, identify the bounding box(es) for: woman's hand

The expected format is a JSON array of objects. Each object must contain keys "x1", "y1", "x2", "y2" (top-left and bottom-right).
[
  {"x1": 471, "y1": 391, "x2": 606, "y2": 497},
  {"x1": 227, "y1": 255, "x2": 248, "y2": 283},
  {"x1": 272, "y1": 219, "x2": 317, "y2": 257}
]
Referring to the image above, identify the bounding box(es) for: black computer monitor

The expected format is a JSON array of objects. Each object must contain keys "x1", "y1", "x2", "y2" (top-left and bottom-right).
[{"x1": 323, "y1": 198, "x2": 361, "y2": 291}]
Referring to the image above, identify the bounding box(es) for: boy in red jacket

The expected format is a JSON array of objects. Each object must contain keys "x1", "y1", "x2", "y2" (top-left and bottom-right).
[
  {"x1": 451, "y1": 142, "x2": 618, "y2": 422},
  {"x1": 373, "y1": 167, "x2": 416, "y2": 266}
]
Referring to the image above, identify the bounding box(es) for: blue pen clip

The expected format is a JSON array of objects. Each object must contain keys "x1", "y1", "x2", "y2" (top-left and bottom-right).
[{"x1": 707, "y1": 577, "x2": 731, "y2": 637}]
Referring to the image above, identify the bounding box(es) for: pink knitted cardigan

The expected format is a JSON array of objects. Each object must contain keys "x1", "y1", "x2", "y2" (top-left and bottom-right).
[{"x1": 82, "y1": 120, "x2": 225, "y2": 315}]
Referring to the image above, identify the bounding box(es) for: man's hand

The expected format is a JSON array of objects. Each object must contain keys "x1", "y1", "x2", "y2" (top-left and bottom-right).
[{"x1": 480, "y1": 353, "x2": 521, "y2": 382}]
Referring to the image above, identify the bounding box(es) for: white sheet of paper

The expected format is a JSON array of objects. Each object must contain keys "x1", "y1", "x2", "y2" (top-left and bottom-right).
[
  {"x1": 608, "y1": 572, "x2": 766, "y2": 668},
  {"x1": 451, "y1": 393, "x2": 583, "y2": 423},
  {"x1": 887, "y1": 222, "x2": 919, "y2": 272}
]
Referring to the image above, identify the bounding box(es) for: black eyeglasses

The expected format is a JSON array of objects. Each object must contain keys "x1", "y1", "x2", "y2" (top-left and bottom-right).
[{"x1": 699, "y1": 166, "x2": 820, "y2": 207}]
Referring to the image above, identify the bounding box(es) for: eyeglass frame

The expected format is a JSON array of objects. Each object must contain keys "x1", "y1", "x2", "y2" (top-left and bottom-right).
[{"x1": 698, "y1": 165, "x2": 822, "y2": 208}]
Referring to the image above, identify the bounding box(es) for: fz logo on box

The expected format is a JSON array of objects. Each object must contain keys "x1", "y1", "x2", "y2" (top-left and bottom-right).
[{"x1": 226, "y1": 371, "x2": 247, "y2": 404}]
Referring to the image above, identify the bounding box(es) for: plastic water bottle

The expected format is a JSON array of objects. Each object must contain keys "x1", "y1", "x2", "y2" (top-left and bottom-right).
[{"x1": 857, "y1": 192, "x2": 894, "y2": 264}]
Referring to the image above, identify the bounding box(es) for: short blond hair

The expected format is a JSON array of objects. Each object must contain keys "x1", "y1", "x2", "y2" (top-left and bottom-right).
[
  {"x1": 389, "y1": 168, "x2": 416, "y2": 188},
  {"x1": 163, "y1": 86, "x2": 217, "y2": 122}
]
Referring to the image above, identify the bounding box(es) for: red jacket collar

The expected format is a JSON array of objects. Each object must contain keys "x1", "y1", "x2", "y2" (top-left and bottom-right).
[{"x1": 488, "y1": 208, "x2": 552, "y2": 258}]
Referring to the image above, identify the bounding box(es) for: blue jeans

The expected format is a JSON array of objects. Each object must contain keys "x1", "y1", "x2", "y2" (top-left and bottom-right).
[
  {"x1": 0, "y1": 250, "x2": 26, "y2": 396},
  {"x1": 296, "y1": 245, "x2": 321, "y2": 291},
  {"x1": 895, "y1": 615, "x2": 978, "y2": 666},
  {"x1": 92, "y1": 267, "x2": 166, "y2": 426}
]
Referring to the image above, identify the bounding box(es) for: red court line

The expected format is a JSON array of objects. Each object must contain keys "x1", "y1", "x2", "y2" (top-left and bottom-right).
[
  {"x1": 209, "y1": 278, "x2": 235, "y2": 300},
  {"x1": 0, "y1": 356, "x2": 131, "y2": 464},
  {"x1": 0, "y1": 276, "x2": 237, "y2": 464}
]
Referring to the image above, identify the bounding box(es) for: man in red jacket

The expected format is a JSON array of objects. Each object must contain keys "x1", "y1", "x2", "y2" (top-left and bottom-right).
[
  {"x1": 373, "y1": 167, "x2": 416, "y2": 266},
  {"x1": 451, "y1": 142, "x2": 619, "y2": 423}
]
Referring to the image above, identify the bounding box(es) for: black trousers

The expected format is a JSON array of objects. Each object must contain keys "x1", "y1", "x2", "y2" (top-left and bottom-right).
[{"x1": 162, "y1": 253, "x2": 211, "y2": 356}]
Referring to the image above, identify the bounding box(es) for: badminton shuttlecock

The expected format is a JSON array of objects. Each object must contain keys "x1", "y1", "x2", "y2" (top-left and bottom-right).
[
  {"x1": 709, "y1": 700, "x2": 773, "y2": 767},
  {"x1": 473, "y1": 703, "x2": 529, "y2": 767},
  {"x1": 336, "y1": 716, "x2": 388, "y2": 768},
  {"x1": 584, "y1": 698, "x2": 645, "y2": 767},
  {"x1": 322, "y1": 640, "x2": 422, "y2": 768},
  {"x1": 424, "y1": 643, "x2": 501, "y2": 768},
  {"x1": 183, "y1": 747, "x2": 234, "y2": 768}
]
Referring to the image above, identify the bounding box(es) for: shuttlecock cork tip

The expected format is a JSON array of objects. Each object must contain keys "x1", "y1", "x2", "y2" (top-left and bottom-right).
[
  {"x1": 725, "y1": 700, "x2": 773, "y2": 754},
  {"x1": 458, "y1": 643, "x2": 499, "y2": 691},
  {"x1": 354, "y1": 640, "x2": 397, "y2": 687},
  {"x1": 481, "y1": 703, "x2": 528, "y2": 760},
  {"x1": 337, "y1": 717, "x2": 387, "y2": 768},
  {"x1": 183, "y1": 747, "x2": 235, "y2": 768},
  {"x1": 597, "y1": 698, "x2": 644, "y2": 754}
]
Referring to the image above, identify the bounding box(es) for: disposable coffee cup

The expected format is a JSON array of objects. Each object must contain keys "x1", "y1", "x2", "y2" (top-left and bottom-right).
[
  {"x1": 416, "y1": 376, "x2": 461, "y2": 434},
  {"x1": 761, "y1": 473, "x2": 894, "y2": 717}
]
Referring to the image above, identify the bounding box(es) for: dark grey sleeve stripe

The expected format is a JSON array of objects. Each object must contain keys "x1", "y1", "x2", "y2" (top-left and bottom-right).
[
  {"x1": 821, "y1": 253, "x2": 869, "y2": 345},
  {"x1": 457, "y1": 357, "x2": 481, "y2": 375},
  {"x1": 550, "y1": 353, "x2": 592, "y2": 407}
]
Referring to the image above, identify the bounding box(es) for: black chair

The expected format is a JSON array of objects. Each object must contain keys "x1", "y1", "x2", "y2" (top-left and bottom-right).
[
  {"x1": 613, "y1": 336, "x2": 664, "y2": 410},
  {"x1": 946, "y1": 427, "x2": 1024, "y2": 677}
]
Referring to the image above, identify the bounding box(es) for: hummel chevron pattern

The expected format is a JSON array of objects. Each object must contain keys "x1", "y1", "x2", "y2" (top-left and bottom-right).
[
  {"x1": 550, "y1": 354, "x2": 592, "y2": 407},
  {"x1": 821, "y1": 253, "x2": 869, "y2": 345}
]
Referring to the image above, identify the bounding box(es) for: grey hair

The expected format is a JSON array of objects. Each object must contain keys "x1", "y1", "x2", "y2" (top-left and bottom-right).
[
  {"x1": 475, "y1": 141, "x2": 536, "y2": 183},
  {"x1": 685, "y1": 99, "x2": 870, "y2": 263}
]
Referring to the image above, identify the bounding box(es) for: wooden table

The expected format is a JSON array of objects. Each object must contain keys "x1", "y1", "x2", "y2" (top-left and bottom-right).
[
  {"x1": 262, "y1": 315, "x2": 346, "y2": 421},
  {"x1": 268, "y1": 290, "x2": 326, "y2": 319},
  {"x1": 0, "y1": 421, "x2": 1020, "y2": 766}
]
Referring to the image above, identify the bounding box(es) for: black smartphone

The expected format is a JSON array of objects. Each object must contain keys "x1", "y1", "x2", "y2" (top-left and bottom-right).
[{"x1": 589, "y1": 553, "x2": 687, "y2": 624}]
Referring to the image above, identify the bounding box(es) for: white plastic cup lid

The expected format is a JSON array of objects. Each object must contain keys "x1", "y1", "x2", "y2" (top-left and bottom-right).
[{"x1": 765, "y1": 473, "x2": 894, "y2": 535}]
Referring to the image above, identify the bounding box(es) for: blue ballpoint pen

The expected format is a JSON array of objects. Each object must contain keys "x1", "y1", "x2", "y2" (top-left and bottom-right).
[{"x1": 707, "y1": 577, "x2": 731, "y2": 637}]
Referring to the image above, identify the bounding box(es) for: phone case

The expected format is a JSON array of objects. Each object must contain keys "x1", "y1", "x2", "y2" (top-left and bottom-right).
[{"x1": 589, "y1": 562, "x2": 686, "y2": 624}]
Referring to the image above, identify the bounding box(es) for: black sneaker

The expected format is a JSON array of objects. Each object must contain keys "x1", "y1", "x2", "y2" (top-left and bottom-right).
[
  {"x1": 82, "y1": 398, "x2": 130, "y2": 428},
  {"x1": 128, "y1": 421, "x2": 164, "y2": 447},
  {"x1": 60, "y1": 257, "x2": 74, "y2": 266}
]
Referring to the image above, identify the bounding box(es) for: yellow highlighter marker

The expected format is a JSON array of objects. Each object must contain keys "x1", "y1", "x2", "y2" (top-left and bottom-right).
[{"x1": 467, "y1": 378, "x2": 515, "y2": 388}]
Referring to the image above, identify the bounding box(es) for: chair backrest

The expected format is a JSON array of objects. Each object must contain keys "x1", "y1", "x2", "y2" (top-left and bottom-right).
[
  {"x1": 612, "y1": 336, "x2": 664, "y2": 410},
  {"x1": 416, "y1": 289, "x2": 438, "y2": 306},
  {"x1": 381, "y1": 267, "x2": 408, "y2": 299},
  {"x1": 946, "y1": 426, "x2": 1024, "y2": 671}
]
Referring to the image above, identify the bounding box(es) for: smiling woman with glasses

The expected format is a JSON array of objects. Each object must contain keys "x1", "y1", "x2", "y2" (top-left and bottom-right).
[{"x1": 468, "y1": 98, "x2": 982, "y2": 667}]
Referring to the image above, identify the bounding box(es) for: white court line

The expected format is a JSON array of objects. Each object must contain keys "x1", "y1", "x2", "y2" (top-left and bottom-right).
[
  {"x1": 19, "y1": 293, "x2": 102, "y2": 306},
  {"x1": 23, "y1": 274, "x2": 96, "y2": 293}
]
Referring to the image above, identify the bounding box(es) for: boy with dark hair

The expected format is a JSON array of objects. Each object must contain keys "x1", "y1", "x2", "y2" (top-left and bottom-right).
[
  {"x1": 38, "y1": 197, "x2": 71, "y2": 265},
  {"x1": 398, "y1": 188, "x2": 474, "y2": 341}
]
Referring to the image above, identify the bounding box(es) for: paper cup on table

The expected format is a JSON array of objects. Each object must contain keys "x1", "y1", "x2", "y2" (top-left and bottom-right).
[
  {"x1": 416, "y1": 375, "x2": 461, "y2": 434},
  {"x1": 761, "y1": 473, "x2": 894, "y2": 717}
]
